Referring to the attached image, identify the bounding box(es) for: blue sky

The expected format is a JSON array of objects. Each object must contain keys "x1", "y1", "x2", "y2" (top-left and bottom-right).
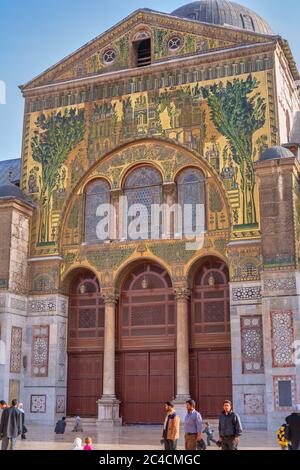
[{"x1": 0, "y1": 0, "x2": 299, "y2": 162}]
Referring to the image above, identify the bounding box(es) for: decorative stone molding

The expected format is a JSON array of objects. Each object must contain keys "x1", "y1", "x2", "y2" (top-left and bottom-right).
[
  {"x1": 28, "y1": 298, "x2": 56, "y2": 314},
  {"x1": 56, "y1": 395, "x2": 66, "y2": 414},
  {"x1": 232, "y1": 286, "x2": 262, "y2": 303},
  {"x1": 30, "y1": 395, "x2": 47, "y2": 413},
  {"x1": 270, "y1": 310, "x2": 295, "y2": 368},
  {"x1": 10, "y1": 297, "x2": 27, "y2": 312},
  {"x1": 244, "y1": 393, "x2": 265, "y2": 415},
  {"x1": 0, "y1": 295, "x2": 6, "y2": 309},
  {"x1": 241, "y1": 315, "x2": 264, "y2": 374},
  {"x1": 263, "y1": 277, "x2": 296, "y2": 293},
  {"x1": 10, "y1": 327, "x2": 23, "y2": 373},
  {"x1": 273, "y1": 376, "x2": 297, "y2": 411},
  {"x1": 31, "y1": 325, "x2": 50, "y2": 377}
]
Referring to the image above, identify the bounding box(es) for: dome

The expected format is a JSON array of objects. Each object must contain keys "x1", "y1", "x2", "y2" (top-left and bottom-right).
[
  {"x1": 0, "y1": 183, "x2": 35, "y2": 206},
  {"x1": 171, "y1": 1, "x2": 273, "y2": 35},
  {"x1": 260, "y1": 146, "x2": 294, "y2": 162}
]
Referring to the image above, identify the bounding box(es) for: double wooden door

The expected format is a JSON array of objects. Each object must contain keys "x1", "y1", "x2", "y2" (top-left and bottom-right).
[{"x1": 118, "y1": 351, "x2": 175, "y2": 424}]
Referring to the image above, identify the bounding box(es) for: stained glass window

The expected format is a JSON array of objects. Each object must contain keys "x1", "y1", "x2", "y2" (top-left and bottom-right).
[
  {"x1": 123, "y1": 167, "x2": 162, "y2": 240},
  {"x1": 85, "y1": 179, "x2": 110, "y2": 244},
  {"x1": 177, "y1": 168, "x2": 205, "y2": 238}
]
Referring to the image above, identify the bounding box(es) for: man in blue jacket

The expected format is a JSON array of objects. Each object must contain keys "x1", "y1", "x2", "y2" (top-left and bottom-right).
[{"x1": 218, "y1": 400, "x2": 242, "y2": 450}]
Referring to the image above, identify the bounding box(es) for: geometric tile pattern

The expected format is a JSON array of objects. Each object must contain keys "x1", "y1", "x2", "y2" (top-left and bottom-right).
[
  {"x1": 270, "y1": 311, "x2": 294, "y2": 368},
  {"x1": 244, "y1": 393, "x2": 265, "y2": 415},
  {"x1": 10, "y1": 326, "x2": 22, "y2": 373},
  {"x1": 56, "y1": 395, "x2": 66, "y2": 414},
  {"x1": 241, "y1": 315, "x2": 264, "y2": 374},
  {"x1": 30, "y1": 394, "x2": 46, "y2": 413},
  {"x1": 232, "y1": 286, "x2": 262, "y2": 302},
  {"x1": 31, "y1": 325, "x2": 50, "y2": 377}
]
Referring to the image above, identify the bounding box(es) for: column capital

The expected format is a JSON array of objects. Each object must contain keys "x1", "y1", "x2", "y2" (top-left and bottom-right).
[
  {"x1": 174, "y1": 286, "x2": 191, "y2": 301},
  {"x1": 102, "y1": 291, "x2": 119, "y2": 305}
]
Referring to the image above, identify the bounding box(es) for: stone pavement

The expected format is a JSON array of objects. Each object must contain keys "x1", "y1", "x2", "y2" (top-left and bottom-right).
[{"x1": 11, "y1": 422, "x2": 279, "y2": 450}]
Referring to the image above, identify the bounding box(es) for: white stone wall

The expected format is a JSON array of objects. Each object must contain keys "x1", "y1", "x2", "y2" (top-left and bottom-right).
[
  {"x1": 0, "y1": 292, "x2": 27, "y2": 405},
  {"x1": 230, "y1": 281, "x2": 267, "y2": 430},
  {"x1": 261, "y1": 272, "x2": 300, "y2": 431},
  {"x1": 23, "y1": 294, "x2": 68, "y2": 425}
]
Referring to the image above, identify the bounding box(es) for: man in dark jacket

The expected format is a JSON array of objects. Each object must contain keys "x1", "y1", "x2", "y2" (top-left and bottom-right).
[
  {"x1": 0, "y1": 399, "x2": 22, "y2": 450},
  {"x1": 218, "y1": 400, "x2": 242, "y2": 450},
  {"x1": 286, "y1": 404, "x2": 300, "y2": 450}
]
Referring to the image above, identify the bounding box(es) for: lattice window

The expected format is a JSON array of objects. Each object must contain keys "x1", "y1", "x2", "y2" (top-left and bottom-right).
[
  {"x1": 192, "y1": 257, "x2": 229, "y2": 336},
  {"x1": 177, "y1": 169, "x2": 205, "y2": 237},
  {"x1": 68, "y1": 272, "x2": 104, "y2": 342},
  {"x1": 85, "y1": 179, "x2": 110, "y2": 244},
  {"x1": 121, "y1": 264, "x2": 175, "y2": 337},
  {"x1": 124, "y1": 167, "x2": 162, "y2": 240}
]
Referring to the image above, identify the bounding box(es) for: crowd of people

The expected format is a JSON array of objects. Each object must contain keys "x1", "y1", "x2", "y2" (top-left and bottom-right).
[{"x1": 1, "y1": 397, "x2": 300, "y2": 450}]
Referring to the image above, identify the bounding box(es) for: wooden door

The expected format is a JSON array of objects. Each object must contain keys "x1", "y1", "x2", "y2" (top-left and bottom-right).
[
  {"x1": 121, "y1": 351, "x2": 175, "y2": 424},
  {"x1": 67, "y1": 353, "x2": 103, "y2": 417},
  {"x1": 190, "y1": 349, "x2": 232, "y2": 418}
]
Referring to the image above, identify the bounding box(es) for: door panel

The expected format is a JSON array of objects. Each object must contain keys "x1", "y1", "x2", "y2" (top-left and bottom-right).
[
  {"x1": 67, "y1": 353, "x2": 103, "y2": 417},
  {"x1": 190, "y1": 350, "x2": 232, "y2": 418},
  {"x1": 121, "y1": 351, "x2": 175, "y2": 424}
]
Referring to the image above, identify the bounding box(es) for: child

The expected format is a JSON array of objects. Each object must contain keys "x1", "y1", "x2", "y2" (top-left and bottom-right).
[
  {"x1": 203, "y1": 422, "x2": 217, "y2": 446},
  {"x1": 277, "y1": 424, "x2": 289, "y2": 450},
  {"x1": 72, "y1": 437, "x2": 83, "y2": 450},
  {"x1": 72, "y1": 416, "x2": 83, "y2": 432},
  {"x1": 83, "y1": 437, "x2": 93, "y2": 450}
]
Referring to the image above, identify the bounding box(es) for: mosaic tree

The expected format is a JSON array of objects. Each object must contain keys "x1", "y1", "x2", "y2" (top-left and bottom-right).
[
  {"x1": 32, "y1": 108, "x2": 85, "y2": 243},
  {"x1": 202, "y1": 75, "x2": 266, "y2": 226}
]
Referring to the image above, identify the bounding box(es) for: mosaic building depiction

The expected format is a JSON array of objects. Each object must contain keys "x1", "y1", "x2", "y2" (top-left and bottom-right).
[{"x1": 1, "y1": 0, "x2": 300, "y2": 430}]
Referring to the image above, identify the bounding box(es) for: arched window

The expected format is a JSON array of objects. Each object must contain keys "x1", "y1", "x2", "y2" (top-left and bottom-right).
[
  {"x1": 68, "y1": 271, "x2": 104, "y2": 340},
  {"x1": 177, "y1": 168, "x2": 205, "y2": 238},
  {"x1": 123, "y1": 166, "x2": 162, "y2": 240},
  {"x1": 84, "y1": 179, "x2": 110, "y2": 244}
]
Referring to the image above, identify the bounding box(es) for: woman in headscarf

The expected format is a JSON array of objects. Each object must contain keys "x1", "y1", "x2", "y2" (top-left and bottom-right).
[
  {"x1": 18, "y1": 403, "x2": 28, "y2": 440},
  {"x1": 72, "y1": 437, "x2": 83, "y2": 450}
]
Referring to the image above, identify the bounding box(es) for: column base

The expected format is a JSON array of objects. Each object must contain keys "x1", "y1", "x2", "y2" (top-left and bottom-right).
[
  {"x1": 97, "y1": 396, "x2": 122, "y2": 427},
  {"x1": 174, "y1": 395, "x2": 190, "y2": 424}
]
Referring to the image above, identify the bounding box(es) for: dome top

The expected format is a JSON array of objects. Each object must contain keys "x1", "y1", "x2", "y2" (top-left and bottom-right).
[
  {"x1": 171, "y1": 0, "x2": 273, "y2": 35},
  {"x1": 0, "y1": 183, "x2": 34, "y2": 206},
  {"x1": 260, "y1": 146, "x2": 294, "y2": 162}
]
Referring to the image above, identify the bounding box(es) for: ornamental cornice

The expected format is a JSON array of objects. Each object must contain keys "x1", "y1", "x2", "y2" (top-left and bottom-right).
[{"x1": 22, "y1": 41, "x2": 276, "y2": 98}]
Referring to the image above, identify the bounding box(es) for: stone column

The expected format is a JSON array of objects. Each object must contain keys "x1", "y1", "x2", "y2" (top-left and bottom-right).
[
  {"x1": 174, "y1": 286, "x2": 191, "y2": 421},
  {"x1": 97, "y1": 291, "x2": 121, "y2": 426}
]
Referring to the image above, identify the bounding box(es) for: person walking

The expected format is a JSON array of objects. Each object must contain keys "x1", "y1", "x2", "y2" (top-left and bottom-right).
[
  {"x1": 72, "y1": 416, "x2": 83, "y2": 433},
  {"x1": 161, "y1": 401, "x2": 180, "y2": 450},
  {"x1": 285, "y1": 404, "x2": 300, "y2": 450},
  {"x1": 18, "y1": 403, "x2": 28, "y2": 440},
  {"x1": 0, "y1": 399, "x2": 22, "y2": 450},
  {"x1": 184, "y1": 399, "x2": 203, "y2": 450},
  {"x1": 54, "y1": 416, "x2": 67, "y2": 439},
  {"x1": 203, "y1": 421, "x2": 217, "y2": 446},
  {"x1": 218, "y1": 400, "x2": 242, "y2": 450}
]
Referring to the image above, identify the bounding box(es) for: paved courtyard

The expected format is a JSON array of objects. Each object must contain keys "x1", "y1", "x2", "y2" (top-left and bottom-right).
[{"x1": 12, "y1": 421, "x2": 279, "y2": 450}]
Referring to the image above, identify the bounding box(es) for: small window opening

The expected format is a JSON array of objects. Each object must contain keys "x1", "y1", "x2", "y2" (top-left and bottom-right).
[{"x1": 134, "y1": 38, "x2": 151, "y2": 68}]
